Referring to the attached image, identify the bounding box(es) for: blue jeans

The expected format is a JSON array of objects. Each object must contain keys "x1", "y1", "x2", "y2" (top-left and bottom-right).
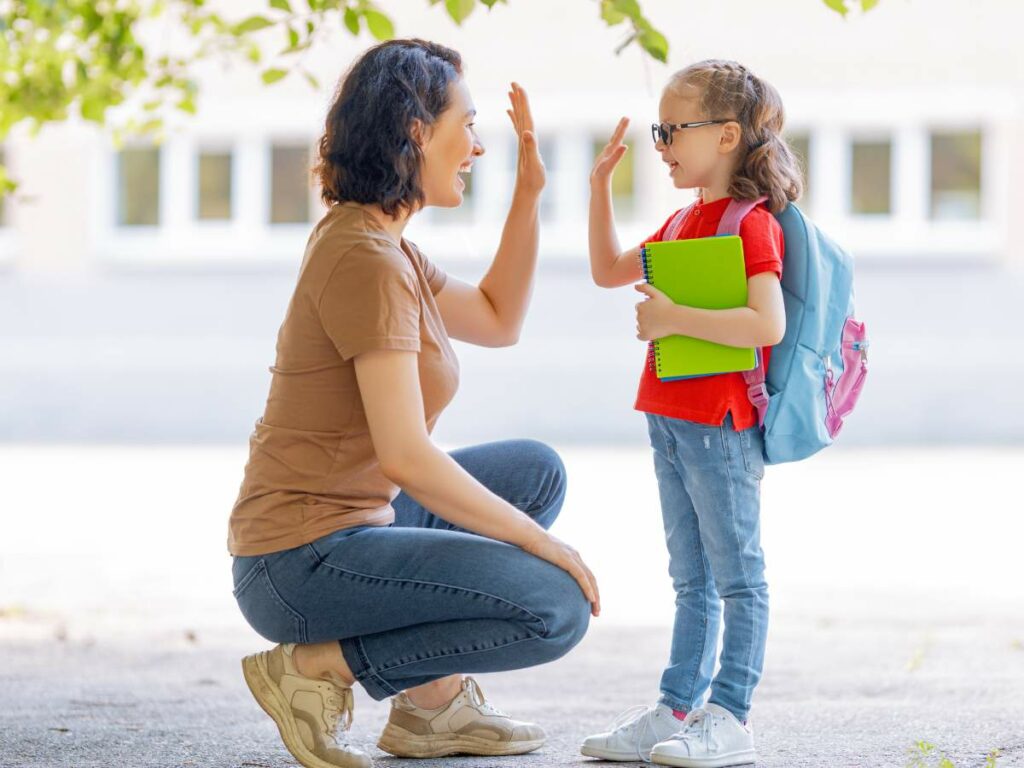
[
  {"x1": 231, "y1": 439, "x2": 590, "y2": 701},
  {"x1": 646, "y1": 412, "x2": 769, "y2": 722}
]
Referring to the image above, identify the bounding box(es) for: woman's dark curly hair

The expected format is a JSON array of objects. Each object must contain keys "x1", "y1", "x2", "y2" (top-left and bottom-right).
[{"x1": 314, "y1": 39, "x2": 463, "y2": 216}]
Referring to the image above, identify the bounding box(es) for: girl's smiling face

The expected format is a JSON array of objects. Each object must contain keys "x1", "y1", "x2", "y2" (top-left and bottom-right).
[
  {"x1": 418, "y1": 77, "x2": 485, "y2": 208},
  {"x1": 656, "y1": 86, "x2": 741, "y2": 192}
]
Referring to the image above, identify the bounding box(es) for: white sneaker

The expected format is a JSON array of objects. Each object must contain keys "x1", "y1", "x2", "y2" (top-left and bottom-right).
[
  {"x1": 580, "y1": 702, "x2": 685, "y2": 762},
  {"x1": 650, "y1": 703, "x2": 756, "y2": 768}
]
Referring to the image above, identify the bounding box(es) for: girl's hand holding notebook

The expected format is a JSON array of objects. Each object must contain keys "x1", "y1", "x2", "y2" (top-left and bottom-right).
[{"x1": 634, "y1": 282, "x2": 678, "y2": 341}]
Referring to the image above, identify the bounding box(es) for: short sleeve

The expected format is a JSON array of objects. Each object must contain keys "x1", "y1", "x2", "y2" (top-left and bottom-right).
[
  {"x1": 738, "y1": 206, "x2": 784, "y2": 279},
  {"x1": 642, "y1": 209, "x2": 682, "y2": 246},
  {"x1": 317, "y1": 246, "x2": 423, "y2": 361},
  {"x1": 405, "y1": 240, "x2": 448, "y2": 296}
]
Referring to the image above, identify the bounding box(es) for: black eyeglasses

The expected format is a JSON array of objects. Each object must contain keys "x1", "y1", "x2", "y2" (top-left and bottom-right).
[{"x1": 651, "y1": 120, "x2": 733, "y2": 146}]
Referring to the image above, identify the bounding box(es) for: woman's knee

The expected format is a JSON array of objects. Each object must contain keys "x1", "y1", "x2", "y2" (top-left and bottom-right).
[
  {"x1": 513, "y1": 439, "x2": 566, "y2": 525},
  {"x1": 534, "y1": 568, "x2": 590, "y2": 659}
]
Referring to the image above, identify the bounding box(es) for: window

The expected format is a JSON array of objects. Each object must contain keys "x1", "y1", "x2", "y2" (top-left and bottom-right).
[
  {"x1": 786, "y1": 133, "x2": 812, "y2": 213},
  {"x1": 593, "y1": 135, "x2": 635, "y2": 218},
  {"x1": 117, "y1": 146, "x2": 161, "y2": 226},
  {"x1": 930, "y1": 130, "x2": 982, "y2": 221},
  {"x1": 197, "y1": 150, "x2": 233, "y2": 221},
  {"x1": 850, "y1": 139, "x2": 892, "y2": 215},
  {"x1": 270, "y1": 143, "x2": 311, "y2": 224}
]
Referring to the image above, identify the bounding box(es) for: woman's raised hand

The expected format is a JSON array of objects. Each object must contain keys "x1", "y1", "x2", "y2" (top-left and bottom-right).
[
  {"x1": 521, "y1": 530, "x2": 602, "y2": 617},
  {"x1": 590, "y1": 117, "x2": 630, "y2": 189},
  {"x1": 506, "y1": 82, "x2": 545, "y2": 197}
]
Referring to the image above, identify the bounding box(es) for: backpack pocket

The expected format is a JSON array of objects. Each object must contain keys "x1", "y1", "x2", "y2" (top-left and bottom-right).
[{"x1": 824, "y1": 318, "x2": 869, "y2": 438}]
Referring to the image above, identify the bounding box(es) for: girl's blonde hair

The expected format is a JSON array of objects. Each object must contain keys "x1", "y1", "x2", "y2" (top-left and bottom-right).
[{"x1": 667, "y1": 59, "x2": 802, "y2": 214}]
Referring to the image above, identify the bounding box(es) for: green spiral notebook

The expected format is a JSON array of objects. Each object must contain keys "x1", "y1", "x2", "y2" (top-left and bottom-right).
[{"x1": 640, "y1": 235, "x2": 757, "y2": 381}]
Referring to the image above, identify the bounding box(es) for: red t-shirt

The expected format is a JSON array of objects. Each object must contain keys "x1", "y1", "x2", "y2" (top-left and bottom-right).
[{"x1": 634, "y1": 196, "x2": 784, "y2": 430}]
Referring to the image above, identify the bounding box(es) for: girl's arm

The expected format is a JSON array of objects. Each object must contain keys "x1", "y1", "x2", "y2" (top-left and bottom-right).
[
  {"x1": 353, "y1": 348, "x2": 601, "y2": 616},
  {"x1": 589, "y1": 117, "x2": 643, "y2": 289},
  {"x1": 435, "y1": 83, "x2": 544, "y2": 347},
  {"x1": 635, "y1": 272, "x2": 787, "y2": 348}
]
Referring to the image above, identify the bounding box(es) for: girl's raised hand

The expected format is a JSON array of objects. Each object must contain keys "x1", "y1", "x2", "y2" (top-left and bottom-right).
[
  {"x1": 507, "y1": 82, "x2": 545, "y2": 197},
  {"x1": 590, "y1": 117, "x2": 630, "y2": 189}
]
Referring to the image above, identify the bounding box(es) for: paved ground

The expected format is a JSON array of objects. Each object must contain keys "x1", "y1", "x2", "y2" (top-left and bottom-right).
[
  {"x1": 2, "y1": 607, "x2": 1023, "y2": 768},
  {"x1": 2, "y1": 445, "x2": 1024, "y2": 767},
  {"x1": 3, "y1": 261, "x2": 1024, "y2": 446}
]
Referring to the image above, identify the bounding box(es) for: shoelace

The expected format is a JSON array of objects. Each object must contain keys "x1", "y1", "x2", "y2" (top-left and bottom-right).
[
  {"x1": 322, "y1": 683, "x2": 355, "y2": 738},
  {"x1": 674, "y1": 707, "x2": 714, "y2": 749},
  {"x1": 463, "y1": 676, "x2": 508, "y2": 717},
  {"x1": 606, "y1": 704, "x2": 660, "y2": 763}
]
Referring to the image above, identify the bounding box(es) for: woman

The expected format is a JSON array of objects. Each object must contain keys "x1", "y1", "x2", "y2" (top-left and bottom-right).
[{"x1": 228, "y1": 39, "x2": 600, "y2": 768}]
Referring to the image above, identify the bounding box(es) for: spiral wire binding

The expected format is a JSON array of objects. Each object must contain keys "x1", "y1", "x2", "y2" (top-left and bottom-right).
[{"x1": 639, "y1": 246, "x2": 661, "y2": 376}]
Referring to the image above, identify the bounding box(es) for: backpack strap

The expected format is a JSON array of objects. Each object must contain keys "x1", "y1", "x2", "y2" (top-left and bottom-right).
[
  {"x1": 718, "y1": 196, "x2": 770, "y2": 427},
  {"x1": 717, "y1": 196, "x2": 768, "y2": 236},
  {"x1": 662, "y1": 201, "x2": 697, "y2": 242}
]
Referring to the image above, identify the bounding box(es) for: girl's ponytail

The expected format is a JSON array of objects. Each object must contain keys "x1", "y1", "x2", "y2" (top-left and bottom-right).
[{"x1": 668, "y1": 60, "x2": 803, "y2": 214}]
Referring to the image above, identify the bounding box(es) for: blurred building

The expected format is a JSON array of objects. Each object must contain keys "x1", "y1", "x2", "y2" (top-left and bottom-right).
[{"x1": 1, "y1": 0, "x2": 1022, "y2": 444}]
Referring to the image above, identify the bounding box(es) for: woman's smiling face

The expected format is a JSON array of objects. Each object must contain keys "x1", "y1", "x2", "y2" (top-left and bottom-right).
[{"x1": 418, "y1": 78, "x2": 485, "y2": 209}]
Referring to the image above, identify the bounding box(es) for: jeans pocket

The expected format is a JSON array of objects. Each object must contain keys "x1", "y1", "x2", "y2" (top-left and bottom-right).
[
  {"x1": 739, "y1": 428, "x2": 766, "y2": 481},
  {"x1": 232, "y1": 559, "x2": 307, "y2": 643}
]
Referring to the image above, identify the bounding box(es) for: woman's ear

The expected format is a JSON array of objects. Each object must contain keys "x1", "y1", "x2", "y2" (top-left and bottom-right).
[
  {"x1": 410, "y1": 118, "x2": 431, "y2": 148},
  {"x1": 719, "y1": 121, "x2": 742, "y2": 154}
]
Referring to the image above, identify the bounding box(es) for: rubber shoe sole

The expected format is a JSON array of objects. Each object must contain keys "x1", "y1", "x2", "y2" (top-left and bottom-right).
[
  {"x1": 650, "y1": 744, "x2": 757, "y2": 768},
  {"x1": 580, "y1": 743, "x2": 653, "y2": 761},
  {"x1": 377, "y1": 721, "x2": 544, "y2": 758}
]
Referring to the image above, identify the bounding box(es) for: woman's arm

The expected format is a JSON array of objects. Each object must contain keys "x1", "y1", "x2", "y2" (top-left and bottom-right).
[
  {"x1": 435, "y1": 83, "x2": 545, "y2": 347},
  {"x1": 589, "y1": 117, "x2": 644, "y2": 289},
  {"x1": 353, "y1": 347, "x2": 601, "y2": 616},
  {"x1": 635, "y1": 272, "x2": 787, "y2": 348}
]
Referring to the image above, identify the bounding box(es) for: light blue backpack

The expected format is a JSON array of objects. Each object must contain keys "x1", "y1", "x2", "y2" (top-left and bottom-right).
[{"x1": 669, "y1": 196, "x2": 869, "y2": 464}]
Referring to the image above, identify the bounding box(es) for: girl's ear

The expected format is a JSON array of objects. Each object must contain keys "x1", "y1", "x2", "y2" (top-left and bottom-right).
[{"x1": 719, "y1": 121, "x2": 743, "y2": 154}]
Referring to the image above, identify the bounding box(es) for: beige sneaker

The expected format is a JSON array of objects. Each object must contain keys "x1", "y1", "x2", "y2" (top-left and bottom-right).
[
  {"x1": 241, "y1": 643, "x2": 371, "y2": 768},
  {"x1": 377, "y1": 676, "x2": 545, "y2": 758}
]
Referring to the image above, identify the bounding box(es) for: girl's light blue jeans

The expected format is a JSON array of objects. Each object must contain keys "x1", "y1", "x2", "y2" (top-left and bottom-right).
[
  {"x1": 231, "y1": 439, "x2": 591, "y2": 701},
  {"x1": 646, "y1": 412, "x2": 769, "y2": 722}
]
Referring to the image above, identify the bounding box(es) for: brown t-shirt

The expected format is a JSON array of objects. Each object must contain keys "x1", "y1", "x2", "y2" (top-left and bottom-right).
[{"x1": 228, "y1": 202, "x2": 460, "y2": 556}]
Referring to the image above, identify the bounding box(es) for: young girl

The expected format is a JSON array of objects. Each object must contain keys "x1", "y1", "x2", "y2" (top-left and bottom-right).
[{"x1": 581, "y1": 60, "x2": 802, "y2": 767}]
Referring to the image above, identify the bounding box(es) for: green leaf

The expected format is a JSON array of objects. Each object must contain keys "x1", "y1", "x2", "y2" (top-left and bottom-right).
[
  {"x1": 445, "y1": 0, "x2": 476, "y2": 24},
  {"x1": 177, "y1": 96, "x2": 197, "y2": 114},
  {"x1": 343, "y1": 7, "x2": 360, "y2": 35},
  {"x1": 269, "y1": 0, "x2": 292, "y2": 12},
  {"x1": 80, "y1": 95, "x2": 106, "y2": 123},
  {"x1": 0, "y1": 165, "x2": 16, "y2": 196},
  {"x1": 261, "y1": 68, "x2": 288, "y2": 84},
  {"x1": 822, "y1": 0, "x2": 849, "y2": 16},
  {"x1": 638, "y1": 27, "x2": 668, "y2": 62},
  {"x1": 363, "y1": 10, "x2": 394, "y2": 40},
  {"x1": 861, "y1": 0, "x2": 879, "y2": 10},
  {"x1": 303, "y1": 70, "x2": 320, "y2": 90},
  {"x1": 234, "y1": 15, "x2": 274, "y2": 34},
  {"x1": 611, "y1": 0, "x2": 642, "y2": 18},
  {"x1": 600, "y1": 0, "x2": 627, "y2": 25},
  {"x1": 287, "y1": 24, "x2": 300, "y2": 48},
  {"x1": 479, "y1": 0, "x2": 506, "y2": 7}
]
